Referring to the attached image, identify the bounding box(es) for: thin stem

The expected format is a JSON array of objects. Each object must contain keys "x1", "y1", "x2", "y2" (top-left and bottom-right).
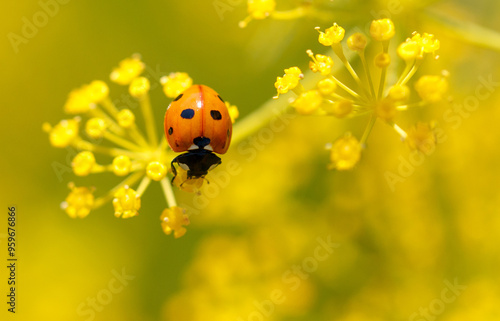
[
  {"x1": 72, "y1": 138, "x2": 148, "y2": 159},
  {"x1": 136, "y1": 176, "x2": 152, "y2": 196},
  {"x1": 92, "y1": 171, "x2": 144, "y2": 209},
  {"x1": 329, "y1": 75, "x2": 361, "y2": 99},
  {"x1": 377, "y1": 41, "x2": 390, "y2": 99},
  {"x1": 388, "y1": 121, "x2": 408, "y2": 140},
  {"x1": 160, "y1": 177, "x2": 177, "y2": 208},
  {"x1": 88, "y1": 106, "x2": 124, "y2": 136},
  {"x1": 139, "y1": 94, "x2": 158, "y2": 146},
  {"x1": 359, "y1": 51, "x2": 376, "y2": 98},
  {"x1": 103, "y1": 131, "x2": 143, "y2": 152},
  {"x1": 360, "y1": 115, "x2": 377, "y2": 147}
]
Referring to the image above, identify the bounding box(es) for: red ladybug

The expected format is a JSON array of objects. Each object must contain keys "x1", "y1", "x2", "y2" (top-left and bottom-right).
[{"x1": 164, "y1": 85, "x2": 232, "y2": 181}]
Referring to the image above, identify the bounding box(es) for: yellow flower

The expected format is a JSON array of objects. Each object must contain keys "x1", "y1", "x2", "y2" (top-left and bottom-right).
[
  {"x1": 43, "y1": 118, "x2": 80, "y2": 148},
  {"x1": 226, "y1": 102, "x2": 240, "y2": 124},
  {"x1": 292, "y1": 90, "x2": 323, "y2": 115},
  {"x1": 317, "y1": 78, "x2": 337, "y2": 96},
  {"x1": 161, "y1": 72, "x2": 193, "y2": 98},
  {"x1": 328, "y1": 133, "x2": 362, "y2": 170},
  {"x1": 85, "y1": 117, "x2": 107, "y2": 139},
  {"x1": 129, "y1": 77, "x2": 150, "y2": 98},
  {"x1": 413, "y1": 32, "x2": 440, "y2": 55},
  {"x1": 374, "y1": 52, "x2": 391, "y2": 68},
  {"x1": 146, "y1": 161, "x2": 167, "y2": 181},
  {"x1": 113, "y1": 186, "x2": 141, "y2": 218},
  {"x1": 61, "y1": 183, "x2": 94, "y2": 219},
  {"x1": 317, "y1": 23, "x2": 345, "y2": 46},
  {"x1": 325, "y1": 99, "x2": 353, "y2": 118},
  {"x1": 72, "y1": 151, "x2": 96, "y2": 176},
  {"x1": 415, "y1": 75, "x2": 448, "y2": 102},
  {"x1": 397, "y1": 38, "x2": 420, "y2": 61},
  {"x1": 110, "y1": 55, "x2": 145, "y2": 85},
  {"x1": 308, "y1": 52, "x2": 334, "y2": 76},
  {"x1": 160, "y1": 206, "x2": 190, "y2": 238},
  {"x1": 112, "y1": 155, "x2": 132, "y2": 176},
  {"x1": 388, "y1": 85, "x2": 410, "y2": 102},
  {"x1": 247, "y1": 0, "x2": 276, "y2": 20},
  {"x1": 173, "y1": 167, "x2": 204, "y2": 193},
  {"x1": 87, "y1": 80, "x2": 109, "y2": 103},
  {"x1": 274, "y1": 67, "x2": 303, "y2": 96},
  {"x1": 370, "y1": 19, "x2": 395, "y2": 41},
  {"x1": 375, "y1": 99, "x2": 397, "y2": 121},
  {"x1": 406, "y1": 122, "x2": 437, "y2": 154},
  {"x1": 347, "y1": 33, "x2": 368, "y2": 51},
  {"x1": 117, "y1": 109, "x2": 135, "y2": 128}
]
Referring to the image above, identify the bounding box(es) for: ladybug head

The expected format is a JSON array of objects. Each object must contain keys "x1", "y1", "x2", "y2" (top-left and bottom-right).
[{"x1": 171, "y1": 149, "x2": 221, "y2": 181}]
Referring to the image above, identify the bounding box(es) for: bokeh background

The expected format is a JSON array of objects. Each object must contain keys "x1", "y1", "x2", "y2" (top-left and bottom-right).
[{"x1": 1, "y1": 0, "x2": 500, "y2": 320}]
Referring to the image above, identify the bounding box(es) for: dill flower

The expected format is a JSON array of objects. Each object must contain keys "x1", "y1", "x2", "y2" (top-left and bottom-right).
[
  {"x1": 273, "y1": 20, "x2": 448, "y2": 170},
  {"x1": 239, "y1": 0, "x2": 317, "y2": 28},
  {"x1": 44, "y1": 55, "x2": 239, "y2": 237}
]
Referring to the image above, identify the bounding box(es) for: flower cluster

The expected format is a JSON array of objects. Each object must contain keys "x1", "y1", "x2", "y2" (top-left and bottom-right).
[
  {"x1": 274, "y1": 19, "x2": 448, "y2": 170},
  {"x1": 43, "y1": 55, "x2": 238, "y2": 238},
  {"x1": 239, "y1": 0, "x2": 317, "y2": 28}
]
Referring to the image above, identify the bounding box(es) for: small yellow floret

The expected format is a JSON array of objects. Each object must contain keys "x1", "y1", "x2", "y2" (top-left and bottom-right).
[
  {"x1": 43, "y1": 118, "x2": 80, "y2": 148},
  {"x1": 415, "y1": 75, "x2": 448, "y2": 102},
  {"x1": 161, "y1": 72, "x2": 193, "y2": 98},
  {"x1": 129, "y1": 77, "x2": 150, "y2": 98},
  {"x1": 64, "y1": 87, "x2": 92, "y2": 114},
  {"x1": 72, "y1": 151, "x2": 96, "y2": 176},
  {"x1": 328, "y1": 133, "x2": 362, "y2": 170},
  {"x1": 160, "y1": 206, "x2": 190, "y2": 238},
  {"x1": 413, "y1": 33, "x2": 440, "y2": 55},
  {"x1": 117, "y1": 109, "x2": 135, "y2": 128},
  {"x1": 325, "y1": 99, "x2": 353, "y2": 118},
  {"x1": 292, "y1": 90, "x2": 323, "y2": 115},
  {"x1": 370, "y1": 19, "x2": 395, "y2": 41},
  {"x1": 317, "y1": 78, "x2": 337, "y2": 96},
  {"x1": 388, "y1": 85, "x2": 410, "y2": 102},
  {"x1": 407, "y1": 122, "x2": 437, "y2": 154},
  {"x1": 374, "y1": 52, "x2": 391, "y2": 68},
  {"x1": 347, "y1": 33, "x2": 368, "y2": 51},
  {"x1": 110, "y1": 55, "x2": 145, "y2": 85},
  {"x1": 62, "y1": 183, "x2": 94, "y2": 218},
  {"x1": 112, "y1": 155, "x2": 132, "y2": 176},
  {"x1": 317, "y1": 23, "x2": 345, "y2": 46},
  {"x1": 274, "y1": 67, "x2": 303, "y2": 96},
  {"x1": 308, "y1": 51, "x2": 334, "y2": 76},
  {"x1": 375, "y1": 99, "x2": 397, "y2": 120},
  {"x1": 397, "y1": 39, "x2": 420, "y2": 60},
  {"x1": 226, "y1": 102, "x2": 239, "y2": 124},
  {"x1": 248, "y1": 0, "x2": 276, "y2": 19},
  {"x1": 173, "y1": 167, "x2": 204, "y2": 193},
  {"x1": 85, "y1": 118, "x2": 107, "y2": 139},
  {"x1": 146, "y1": 161, "x2": 167, "y2": 181},
  {"x1": 113, "y1": 186, "x2": 141, "y2": 218},
  {"x1": 87, "y1": 80, "x2": 109, "y2": 103}
]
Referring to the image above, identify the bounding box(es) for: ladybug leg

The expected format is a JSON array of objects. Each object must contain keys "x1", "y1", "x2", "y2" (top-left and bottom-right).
[{"x1": 170, "y1": 157, "x2": 178, "y2": 184}]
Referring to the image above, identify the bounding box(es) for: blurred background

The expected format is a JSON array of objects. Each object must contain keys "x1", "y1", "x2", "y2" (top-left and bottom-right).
[{"x1": 1, "y1": 0, "x2": 500, "y2": 320}]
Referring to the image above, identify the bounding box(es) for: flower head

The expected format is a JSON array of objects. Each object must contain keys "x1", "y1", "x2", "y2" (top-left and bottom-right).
[
  {"x1": 160, "y1": 207, "x2": 190, "y2": 238},
  {"x1": 406, "y1": 122, "x2": 437, "y2": 154},
  {"x1": 113, "y1": 186, "x2": 141, "y2": 218},
  {"x1": 161, "y1": 72, "x2": 193, "y2": 98},
  {"x1": 274, "y1": 67, "x2": 303, "y2": 97},
  {"x1": 273, "y1": 20, "x2": 447, "y2": 170},
  {"x1": 110, "y1": 55, "x2": 145, "y2": 85},
  {"x1": 43, "y1": 118, "x2": 80, "y2": 148},
  {"x1": 72, "y1": 151, "x2": 96, "y2": 176}
]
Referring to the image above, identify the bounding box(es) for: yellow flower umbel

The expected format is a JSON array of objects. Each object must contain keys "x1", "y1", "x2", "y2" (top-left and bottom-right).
[
  {"x1": 44, "y1": 55, "x2": 239, "y2": 237},
  {"x1": 239, "y1": 0, "x2": 321, "y2": 28},
  {"x1": 274, "y1": 19, "x2": 448, "y2": 170}
]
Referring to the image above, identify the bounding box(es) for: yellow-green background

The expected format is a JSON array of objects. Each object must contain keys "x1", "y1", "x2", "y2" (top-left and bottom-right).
[{"x1": 1, "y1": 0, "x2": 500, "y2": 320}]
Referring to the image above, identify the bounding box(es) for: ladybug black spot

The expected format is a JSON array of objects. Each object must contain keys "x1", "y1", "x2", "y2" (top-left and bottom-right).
[
  {"x1": 181, "y1": 108, "x2": 195, "y2": 119},
  {"x1": 210, "y1": 110, "x2": 222, "y2": 120},
  {"x1": 173, "y1": 93, "x2": 183, "y2": 101},
  {"x1": 168, "y1": 127, "x2": 173, "y2": 135},
  {"x1": 217, "y1": 95, "x2": 225, "y2": 103}
]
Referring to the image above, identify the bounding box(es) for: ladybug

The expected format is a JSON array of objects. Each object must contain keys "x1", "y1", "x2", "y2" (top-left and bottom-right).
[{"x1": 164, "y1": 85, "x2": 232, "y2": 182}]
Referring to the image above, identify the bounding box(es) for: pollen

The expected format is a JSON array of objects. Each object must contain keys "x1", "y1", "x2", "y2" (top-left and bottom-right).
[
  {"x1": 307, "y1": 51, "x2": 334, "y2": 76},
  {"x1": 370, "y1": 19, "x2": 395, "y2": 41},
  {"x1": 317, "y1": 23, "x2": 345, "y2": 46},
  {"x1": 85, "y1": 117, "x2": 107, "y2": 139},
  {"x1": 292, "y1": 90, "x2": 323, "y2": 115},
  {"x1": 161, "y1": 72, "x2": 193, "y2": 98},
  {"x1": 117, "y1": 109, "x2": 136, "y2": 128},
  {"x1": 113, "y1": 186, "x2": 141, "y2": 218},
  {"x1": 328, "y1": 133, "x2": 362, "y2": 170},
  {"x1": 414, "y1": 75, "x2": 448, "y2": 102},
  {"x1": 160, "y1": 206, "x2": 190, "y2": 238},
  {"x1": 129, "y1": 76, "x2": 151, "y2": 98},
  {"x1": 61, "y1": 183, "x2": 95, "y2": 219},
  {"x1": 146, "y1": 161, "x2": 167, "y2": 181},
  {"x1": 43, "y1": 118, "x2": 80, "y2": 148},
  {"x1": 72, "y1": 151, "x2": 96, "y2": 176},
  {"x1": 112, "y1": 155, "x2": 132, "y2": 176},
  {"x1": 110, "y1": 55, "x2": 145, "y2": 85}
]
